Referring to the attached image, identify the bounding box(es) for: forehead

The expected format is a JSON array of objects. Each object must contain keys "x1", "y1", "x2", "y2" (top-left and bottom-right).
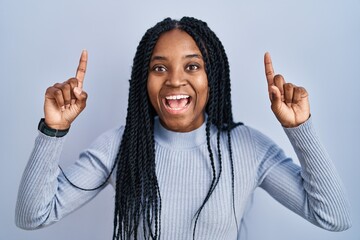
[{"x1": 152, "y1": 29, "x2": 201, "y2": 56}]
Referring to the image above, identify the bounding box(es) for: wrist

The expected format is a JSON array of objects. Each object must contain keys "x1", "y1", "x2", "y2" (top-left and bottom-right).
[
  {"x1": 43, "y1": 117, "x2": 71, "y2": 130},
  {"x1": 38, "y1": 118, "x2": 70, "y2": 137}
]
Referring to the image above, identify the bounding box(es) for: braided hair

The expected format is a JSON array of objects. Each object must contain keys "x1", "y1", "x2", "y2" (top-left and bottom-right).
[
  {"x1": 113, "y1": 17, "x2": 240, "y2": 239},
  {"x1": 61, "y1": 16, "x2": 240, "y2": 240}
]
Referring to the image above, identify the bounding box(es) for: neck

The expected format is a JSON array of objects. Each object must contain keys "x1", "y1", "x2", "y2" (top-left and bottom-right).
[{"x1": 153, "y1": 116, "x2": 216, "y2": 149}]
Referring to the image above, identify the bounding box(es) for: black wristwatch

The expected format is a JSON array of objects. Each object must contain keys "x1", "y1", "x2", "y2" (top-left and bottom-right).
[{"x1": 38, "y1": 118, "x2": 70, "y2": 137}]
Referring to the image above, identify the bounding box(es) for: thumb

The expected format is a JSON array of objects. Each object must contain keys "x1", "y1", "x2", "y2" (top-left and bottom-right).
[
  {"x1": 269, "y1": 85, "x2": 282, "y2": 109},
  {"x1": 73, "y1": 87, "x2": 88, "y2": 105}
]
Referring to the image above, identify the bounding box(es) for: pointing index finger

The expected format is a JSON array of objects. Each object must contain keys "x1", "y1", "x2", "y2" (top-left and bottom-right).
[
  {"x1": 76, "y1": 50, "x2": 88, "y2": 89},
  {"x1": 264, "y1": 52, "x2": 275, "y2": 86}
]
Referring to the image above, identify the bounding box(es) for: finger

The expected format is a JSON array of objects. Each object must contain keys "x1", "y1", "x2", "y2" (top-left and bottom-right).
[
  {"x1": 54, "y1": 83, "x2": 72, "y2": 108},
  {"x1": 293, "y1": 86, "x2": 308, "y2": 103},
  {"x1": 269, "y1": 85, "x2": 282, "y2": 109},
  {"x1": 264, "y1": 52, "x2": 275, "y2": 86},
  {"x1": 73, "y1": 87, "x2": 88, "y2": 110},
  {"x1": 75, "y1": 50, "x2": 88, "y2": 89},
  {"x1": 66, "y1": 78, "x2": 79, "y2": 104},
  {"x1": 46, "y1": 86, "x2": 65, "y2": 111},
  {"x1": 284, "y1": 83, "x2": 295, "y2": 104},
  {"x1": 274, "y1": 74, "x2": 285, "y2": 101}
]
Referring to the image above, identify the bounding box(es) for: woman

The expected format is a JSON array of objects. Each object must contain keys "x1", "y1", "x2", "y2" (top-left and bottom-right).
[{"x1": 16, "y1": 17, "x2": 351, "y2": 239}]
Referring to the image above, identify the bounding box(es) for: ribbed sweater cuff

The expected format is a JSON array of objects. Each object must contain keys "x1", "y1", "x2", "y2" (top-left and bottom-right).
[
  {"x1": 15, "y1": 132, "x2": 67, "y2": 229},
  {"x1": 281, "y1": 117, "x2": 327, "y2": 173},
  {"x1": 283, "y1": 117, "x2": 315, "y2": 139},
  {"x1": 282, "y1": 117, "x2": 319, "y2": 159}
]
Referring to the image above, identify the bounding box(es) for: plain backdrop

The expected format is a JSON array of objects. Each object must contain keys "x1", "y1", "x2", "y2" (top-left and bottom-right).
[{"x1": 1, "y1": 0, "x2": 359, "y2": 239}]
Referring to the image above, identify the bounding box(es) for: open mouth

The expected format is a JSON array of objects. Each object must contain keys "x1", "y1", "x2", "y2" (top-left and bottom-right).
[{"x1": 162, "y1": 95, "x2": 192, "y2": 113}]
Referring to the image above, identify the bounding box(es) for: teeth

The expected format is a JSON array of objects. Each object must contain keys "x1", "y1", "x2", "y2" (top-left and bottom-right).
[{"x1": 165, "y1": 95, "x2": 189, "y2": 100}]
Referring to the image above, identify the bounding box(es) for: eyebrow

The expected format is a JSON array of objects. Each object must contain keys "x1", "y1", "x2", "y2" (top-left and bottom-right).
[
  {"x1": 150, "y1": 53, "x2": 203, "y2": 62},
  {"x1": 185, "y1": 54, "x2": 202, "y2": 59}
]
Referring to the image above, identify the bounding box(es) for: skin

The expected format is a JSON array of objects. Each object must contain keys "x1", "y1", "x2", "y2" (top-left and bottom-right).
[
  {"x1": 264, "y1": 52, "x2": 310, "y2": 128},
  {"x1": 147, "y1": 29, "x2": 209, "y2": 132},
  {"x1": 44, "y1": 50, "x2": 88, "y2": 129},
  {"x1": 43, "y1": 40, "x2": 310, "y2": 132}
]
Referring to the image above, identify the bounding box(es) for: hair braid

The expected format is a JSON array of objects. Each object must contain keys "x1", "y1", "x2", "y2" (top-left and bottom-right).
[
  {"x1": 176, "y1": 23, "x2": 222, "y2": 239},
  {"x1": 59, "y1": 16, "x2": 242, "y2": 240},
  {"x1": 178, "y1": 17, "x2": 240, "y2": 239}
]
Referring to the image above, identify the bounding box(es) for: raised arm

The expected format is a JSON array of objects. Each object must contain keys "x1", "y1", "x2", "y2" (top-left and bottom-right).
[
  {"x1": 15, "y1": 51, "x2": 114, "y2": 229},
  {"x1": 44, "y1": 50, "x2": 88, "y2": 129},
  {"x1": 259, "y1": 53, "x2": 351, "y2": 231},
  {"x1": 264, "y1": 52, "x2": 310, "y2": 128}
]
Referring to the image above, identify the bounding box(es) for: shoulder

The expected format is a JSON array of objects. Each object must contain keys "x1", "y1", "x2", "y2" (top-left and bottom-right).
[
  {"x1": 228, "y1": 123, "x2": 282, "y2": 162},
  {"x1": 229, "y1": 122, "x2": 274, "y2": 145},
  {"x1": 87, "y1": 125, "x2": 125, "y2": 151}
]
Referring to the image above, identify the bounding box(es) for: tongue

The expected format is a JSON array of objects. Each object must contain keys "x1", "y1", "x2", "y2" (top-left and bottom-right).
[{"x1": 167, "y1": 98, "x2": 188, "y2": 109}]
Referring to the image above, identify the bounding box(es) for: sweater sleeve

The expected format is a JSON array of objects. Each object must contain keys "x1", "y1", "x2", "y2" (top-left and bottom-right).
[
  {"x1": 256, "y1": 118, "x2": 352, "y2": 231},
  {"x1": 15, "y1": 126, "x2": 123, "y2": 230}
]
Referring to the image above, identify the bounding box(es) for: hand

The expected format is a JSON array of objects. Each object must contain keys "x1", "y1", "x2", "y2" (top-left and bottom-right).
[
  {"x1": 44, "y1": 50, "x2": 88, "y2": 129},
  {"x1": 264, "y1": 52, "x2": 310, "y2": 128}
]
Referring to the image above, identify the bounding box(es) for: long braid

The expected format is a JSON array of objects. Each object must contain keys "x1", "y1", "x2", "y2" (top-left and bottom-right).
[
  {"x1": 59, "y1": 17, "x2": 241, "y2": 240},
  {"x1": 177, "y1": 23, "x2": 221, "y2": 239},
  {"x1": 178, "y1": 17, "x2": 240, "y2": 239},
  {"x1": 113, "y1": 19, "x2": 181, "y2": 240}
]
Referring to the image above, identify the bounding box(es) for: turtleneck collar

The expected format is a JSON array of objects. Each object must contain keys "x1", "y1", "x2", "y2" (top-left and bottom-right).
[{"x1": 153, "y1": 116, "x2": 217, "y2": 150}]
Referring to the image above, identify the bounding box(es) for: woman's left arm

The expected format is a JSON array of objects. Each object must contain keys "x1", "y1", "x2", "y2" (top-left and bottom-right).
[
  {"x1": 260, "y1": 53, "x2": 352, "y2": 231},
  {"x1": 259, "y1": 118, "x2": 352, "y2": 231}
]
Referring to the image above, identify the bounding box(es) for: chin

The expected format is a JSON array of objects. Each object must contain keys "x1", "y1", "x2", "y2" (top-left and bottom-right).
[
  {"x1": 159, "y1": 115, "x2": 203, "y2": 132},
  {"x1": 161, "y1": 120, "x2": 189, "y2": 132}
]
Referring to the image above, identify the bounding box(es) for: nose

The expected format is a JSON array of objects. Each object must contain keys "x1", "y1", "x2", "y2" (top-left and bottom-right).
[{"x1": 165, "y1": 68, "x2": 187, "y2": 87}]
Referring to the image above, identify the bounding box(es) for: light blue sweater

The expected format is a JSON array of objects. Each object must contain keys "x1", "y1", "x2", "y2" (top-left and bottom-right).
[{"x1": 15, "y1": 117, "x2": 352, "y2": 239}]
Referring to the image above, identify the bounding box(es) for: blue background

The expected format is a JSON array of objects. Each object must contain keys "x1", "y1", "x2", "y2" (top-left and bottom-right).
[{"x1": 1, "y1": 0, "x2": 359, "y2": 239}]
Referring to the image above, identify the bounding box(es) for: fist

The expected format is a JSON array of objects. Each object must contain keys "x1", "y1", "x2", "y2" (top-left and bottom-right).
[
  {"x1": 44, "y1": 50, "x2": 88, "y2": 129},
  {"x1": 264, "y1": 52, "x2": 310, "y2": 128}
]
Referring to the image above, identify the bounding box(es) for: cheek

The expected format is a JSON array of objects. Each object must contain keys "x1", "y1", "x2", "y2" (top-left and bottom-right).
[{"x1": 197, "y1": 77, "x2": 209, "y2": 104}]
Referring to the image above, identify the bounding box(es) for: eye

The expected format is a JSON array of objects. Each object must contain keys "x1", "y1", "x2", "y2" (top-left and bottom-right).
[
  {"x1": 186, "y1": 64, "x2": 200, "y2": 71},
  {"x1": 152, "y1": 65, "x2": 167, "y2": 72}
]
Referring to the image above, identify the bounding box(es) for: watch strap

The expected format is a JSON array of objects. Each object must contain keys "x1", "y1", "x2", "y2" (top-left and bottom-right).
[{"x1": 38, "y1": 118, "x2": 70, "y2": 137}]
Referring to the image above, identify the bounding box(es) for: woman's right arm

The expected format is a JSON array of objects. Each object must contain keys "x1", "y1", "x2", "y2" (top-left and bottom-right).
[
  {"x1": 15, "y1": 125, "x2": 123, "y2": 229},
  {"x1": 15, "y1": 50, "x2": 119, "y2": 229}
]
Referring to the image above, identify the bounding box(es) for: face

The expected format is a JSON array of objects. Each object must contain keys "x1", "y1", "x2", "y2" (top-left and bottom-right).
[{"x1": 147, "y1": 29, "x2": 209, "y2": 132}]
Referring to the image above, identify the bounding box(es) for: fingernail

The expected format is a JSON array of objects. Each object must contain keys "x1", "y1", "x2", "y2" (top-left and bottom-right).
[
  {"x1": 61, "y1": 106, "x2": 65, "y2": 112},
  {"x1": 66, "y1": 104, "x2": 70, "y2": 109},
  {"x1": 71, "y1": 99, "x2": 76, "y2": 105}
]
